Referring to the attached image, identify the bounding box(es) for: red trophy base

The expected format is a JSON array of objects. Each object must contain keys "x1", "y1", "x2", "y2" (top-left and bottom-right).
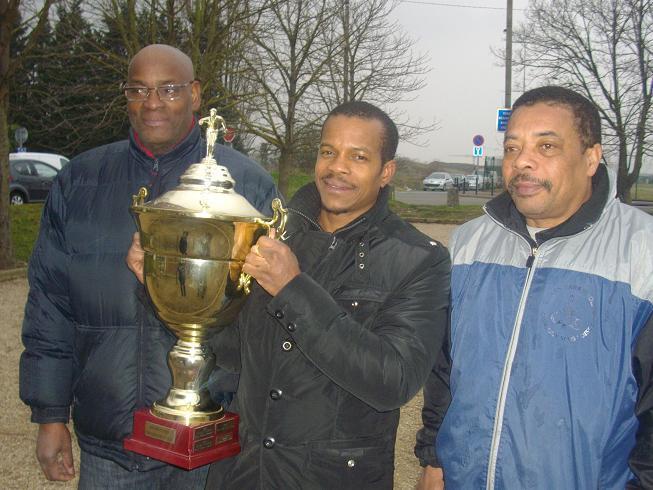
[{"x1": 124, "y1": 409, "x2": 240, "y2": 470}]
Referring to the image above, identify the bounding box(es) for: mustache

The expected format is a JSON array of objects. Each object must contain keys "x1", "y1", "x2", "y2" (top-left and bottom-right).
[
  {"x1": 321, "y1": 173, "x2": 354, "y2": 188},
  {"x1": 508, "y1": 174, "x2": 553, "y2": 192}
]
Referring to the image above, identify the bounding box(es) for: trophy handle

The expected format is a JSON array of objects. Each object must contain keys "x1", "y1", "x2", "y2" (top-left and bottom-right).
[{"x1": 237, "y1": 198, "x2": 288, "y2": 294}]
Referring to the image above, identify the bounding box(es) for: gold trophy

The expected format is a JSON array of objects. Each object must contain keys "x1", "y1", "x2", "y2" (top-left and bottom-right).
[{"x1": 124, "y1": 111, "x2": 286, "y2": 469}]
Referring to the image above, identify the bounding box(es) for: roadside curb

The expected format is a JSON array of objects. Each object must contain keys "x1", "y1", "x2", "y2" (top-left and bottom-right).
[
  {"x1": 0, "y1": 267, "x2": 27, "y2": 282},
  {"x1": 405, "y1": 218, "x2": 464, "y2": 224}
]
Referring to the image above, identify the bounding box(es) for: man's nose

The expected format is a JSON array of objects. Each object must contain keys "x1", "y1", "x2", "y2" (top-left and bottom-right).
[
  {"x1": 511, "y1": 147, "x2": 536, "y2": 170},
  {"x1": 327, "y1": 153, "x2": 350, "y2": 174},
  {"x1": 143, "y1": 89, "x2": 164, "y2": 109}
]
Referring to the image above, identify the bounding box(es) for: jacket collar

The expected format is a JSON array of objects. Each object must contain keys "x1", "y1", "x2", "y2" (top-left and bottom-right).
[
  {"x1": 485, "y1": 164, "x2": 611, "y2": 245},
  {"x1": 129, "y1": 120, "x2": 202, "y2": 172},
  {"x1": 288, "y1": 182, "x2": 391, "y2": 239}
]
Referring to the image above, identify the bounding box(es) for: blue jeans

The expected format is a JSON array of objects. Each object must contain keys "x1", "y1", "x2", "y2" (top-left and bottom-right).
[{"x1": 78, "y1": 450, "x2": 209, "y2": 490}]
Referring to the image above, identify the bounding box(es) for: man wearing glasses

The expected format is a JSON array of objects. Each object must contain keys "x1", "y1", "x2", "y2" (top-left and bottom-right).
[{"x1": 19, "y1": 44, "x2": 277, "y2": 488}]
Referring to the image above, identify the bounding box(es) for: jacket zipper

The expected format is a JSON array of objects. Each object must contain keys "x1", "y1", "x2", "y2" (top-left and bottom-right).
[
  {"x1": 486, "y1": 244, "x2": 538, "y2": 489},
  {"x1": 287, "y1": 207, "x2": 366, "y2": 251}
]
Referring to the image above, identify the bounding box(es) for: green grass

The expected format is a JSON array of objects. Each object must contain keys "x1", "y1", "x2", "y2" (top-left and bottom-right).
[
  {"x1": 10, "y1": 203, "x2": 43, "y2": 264},
  {"x1": 271, "y1": 171, "x2": 314, "y2": 200},
  {"x1": 390, "y1": 200, "x2": 484, "y2": 223},
  {"x1": 632, "y1": 182, "x2": 653, "y2": 201}
]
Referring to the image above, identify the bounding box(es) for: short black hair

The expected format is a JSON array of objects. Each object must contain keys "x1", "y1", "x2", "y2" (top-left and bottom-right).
[
  {"x1": 512, "y1": 86, "x2": 601, "y2": 149},
  {"x1": 323, "y1": 101, "x2": 399, "y2": 163}
]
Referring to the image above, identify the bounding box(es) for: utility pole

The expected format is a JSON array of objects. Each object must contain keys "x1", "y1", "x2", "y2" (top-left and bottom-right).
[
  {"x1": 342, "y1": 0, "x2": 351, "y2": 101},
  {"x1": 504, "y1": 0, "x2": 513, "y2": 108}
]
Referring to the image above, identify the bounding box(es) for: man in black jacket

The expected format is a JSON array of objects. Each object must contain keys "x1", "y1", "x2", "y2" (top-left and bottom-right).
[
  {"x1": 200, "y1": 101, "x2": 451, "y2": 488},
  {"x1": 19, "y1": 44, "x2": 276, "y2": 488}
]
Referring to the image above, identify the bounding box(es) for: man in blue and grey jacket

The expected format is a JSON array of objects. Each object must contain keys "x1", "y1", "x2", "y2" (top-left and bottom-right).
[
  {"x1": 415, "y1": 86, "x2": 653, "y2": 489},
  {"x1": 19, "y1": 44, "x2": 277, "y2": 488}
]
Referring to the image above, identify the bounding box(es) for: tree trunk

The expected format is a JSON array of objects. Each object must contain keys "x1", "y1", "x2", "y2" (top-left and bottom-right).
[
  {"x1": 0, "y1": 0, "x2": 17, "y2": 269},
  {"x1": 277, "y1": 145, "x2": 294, "y2": 200}
]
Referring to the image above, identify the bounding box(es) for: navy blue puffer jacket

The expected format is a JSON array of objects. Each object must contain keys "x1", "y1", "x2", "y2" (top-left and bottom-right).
[{"x1": 19, "y1": 123, "x2": 277, "y2": 470}]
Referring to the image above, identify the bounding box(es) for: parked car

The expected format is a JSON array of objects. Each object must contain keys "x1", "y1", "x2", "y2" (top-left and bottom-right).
[
  {"x1": 422, "y1": 172, "x2": 454, "y2": 191},
  {"x1": 9, "y1": 158, "x2": 59, "y2": 205},
  {"x1": 465, "y1": 174, "x2": 484, "y2": 190},
  {"x1": 451, "y1": 174, "x2": 466, "y2": 189},
  {"x1": 10, "y1": 152, "x2": 69, "y2": 170}
]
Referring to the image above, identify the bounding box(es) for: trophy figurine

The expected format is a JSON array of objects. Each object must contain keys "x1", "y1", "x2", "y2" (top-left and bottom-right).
[{"x1": 124, "y1": 110, "x2": 286, "y2": 469}]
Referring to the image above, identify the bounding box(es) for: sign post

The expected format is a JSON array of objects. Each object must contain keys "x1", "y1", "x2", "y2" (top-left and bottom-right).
[
  {"x1": 472, "y1": 135, "x2": 484, "y2": 178},
  {"x1": 496, "y1": 108, "x2": 512, "y2": 132}
]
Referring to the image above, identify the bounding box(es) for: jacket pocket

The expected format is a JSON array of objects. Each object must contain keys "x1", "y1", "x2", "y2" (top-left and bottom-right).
[
  {"x1": 303, "y1": 437, "x2": 394, "y2": 489},
  {"x1": 335, "y1": 287, "x2": 387, "y2": 325}
]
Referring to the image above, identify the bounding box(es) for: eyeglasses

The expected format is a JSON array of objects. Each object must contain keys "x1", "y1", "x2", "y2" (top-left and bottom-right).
[{"x1": 121, "y1": 81, "x2": 194, "y2": 102}]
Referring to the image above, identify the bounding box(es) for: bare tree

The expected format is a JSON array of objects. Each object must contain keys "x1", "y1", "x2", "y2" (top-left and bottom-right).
[
  {"x1": 314, "y1": 0, "x2": 433, "y2": 142},
  {"x1": 515, "y1": 0, "x2": 653, "y2": 202},
  {"x1": 0, "y1": 0, "x2": 53, "y2": 269},
  {"x1": 234, "y1": 0, "x2": 340, "y2": 197},
  {"x1": 93, "y1": 0, "x2": 259, "y2": 115}
]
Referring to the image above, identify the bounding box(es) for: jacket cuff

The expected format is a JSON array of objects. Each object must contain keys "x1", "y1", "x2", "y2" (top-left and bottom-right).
[
  {"x1": 30, "y1": 406, "x2": 70, "y2": 424},
  {"x1": 414, "y1": 427, "x2": 441, "y2": 468}
]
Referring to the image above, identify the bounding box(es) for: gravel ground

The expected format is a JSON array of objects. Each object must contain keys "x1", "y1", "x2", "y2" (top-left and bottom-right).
[{"x1": 1, "y1": 223, "x2": 456, "y2": 490}]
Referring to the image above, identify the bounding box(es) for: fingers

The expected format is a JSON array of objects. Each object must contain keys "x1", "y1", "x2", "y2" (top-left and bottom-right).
[
  {"x1": 126, "y1": 232, "x2": 145, "y2": 284},
  {"x1": 253, "y1": 236, "x2": 279, "y2": 257},
  {"x1": 36, "y1": 423, "x2": 75, "y2": 482}
]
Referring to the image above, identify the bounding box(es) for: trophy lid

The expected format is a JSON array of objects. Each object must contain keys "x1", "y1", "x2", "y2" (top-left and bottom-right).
[
  {"x1": 137, "y1": 159, "x2": 266, "y2": 220},
  {"x1": 133, "y1": 108, "x2": 267, "y2": 220}
]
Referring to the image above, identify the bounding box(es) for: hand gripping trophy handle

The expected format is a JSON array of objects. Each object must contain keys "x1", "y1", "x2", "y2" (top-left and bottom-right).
[{"x1": 237, "y1": 198, "x2": 288, "y2": 295}]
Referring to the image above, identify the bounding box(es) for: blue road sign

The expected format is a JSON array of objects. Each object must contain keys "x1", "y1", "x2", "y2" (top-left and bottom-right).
[
  {"x1": 473, "y1": 146, "x2": 484, "y2": 157},
  {"x1": 473, "y1": 134, "x2": 485, "y2": 146},
  {"x1": 496, "y1": 108, "x2": 512, "y2": 132}
]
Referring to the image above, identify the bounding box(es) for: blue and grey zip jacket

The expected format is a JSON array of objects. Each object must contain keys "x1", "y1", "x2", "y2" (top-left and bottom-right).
[{"x1": 416, "y1": 165, "x2": 653, "y2": 489}]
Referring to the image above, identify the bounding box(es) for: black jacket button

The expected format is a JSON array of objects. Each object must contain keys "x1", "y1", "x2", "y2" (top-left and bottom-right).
[
  {"x1": 274, "y1": 310, "x2": 284, "y2": 319},
  {"x1": 270, "y1": 389, "x2": 282, "y2": 400},
  {"x1": 263, "y1": 437, "x2": 276, "y2": 449},
  {"x1": 287, "y1": 322, "x2": 296, "y2": 332},
  {"x1": 282, "y1": 340, "x2": 293, "y2": 351}
]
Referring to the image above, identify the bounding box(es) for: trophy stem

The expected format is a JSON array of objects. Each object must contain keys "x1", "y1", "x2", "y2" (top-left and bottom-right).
[{"x1": 152, "y1": 339, "x2": 223, "y2": 424}]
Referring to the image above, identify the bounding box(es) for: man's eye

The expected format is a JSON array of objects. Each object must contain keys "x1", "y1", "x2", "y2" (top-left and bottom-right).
[
  {"x1": 353, "y1": 154, "x2": 368, "y2": 161},
  {"x1": 129, "y1": 87, "x2": 148, "y2": 96},
  {"x1": 541, "y1": 143, "x2": 554, "y2": 150},
  {"x1": 320, "y1": 150, "x2": 334, "y2": 157},
  {"x1": 504, "y1": 146, "x2": 517, "y2": 153},
  {"x1": 161, "y1": 86, "x2": 178, "y2": 95}
]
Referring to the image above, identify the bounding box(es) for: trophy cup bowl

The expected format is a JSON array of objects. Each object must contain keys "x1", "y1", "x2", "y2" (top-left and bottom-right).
[{"x1": 123, "y1": 113, "x2": 286, "y2": 469}]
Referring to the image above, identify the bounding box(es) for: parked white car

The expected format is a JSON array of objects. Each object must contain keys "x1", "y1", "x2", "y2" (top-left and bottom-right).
[
  {"x1": 465, "y1": 174, "x2": 485, "y2": 190},
  {"x1": 422, "y1": 172, "x2": 454, "y2": 191},
  {"x1": 10, "y1": 152, "x2": 69, "y2": 170}
]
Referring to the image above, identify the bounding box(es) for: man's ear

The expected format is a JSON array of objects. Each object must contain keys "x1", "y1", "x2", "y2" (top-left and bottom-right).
[
  {"x1": 191, "y1": 80, "x2": 201, "y2": 112},
  {"x1": 380, "y1": 160, "x2": 396, "y2": 187},
  {"x1": 585, "y1": 143, "x2": 602, "y2": 177}
]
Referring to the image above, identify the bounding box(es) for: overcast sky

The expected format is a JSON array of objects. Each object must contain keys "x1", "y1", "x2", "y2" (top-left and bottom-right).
[{"x1": 390, "y1": 0, "x2": 529, "y2": 164}]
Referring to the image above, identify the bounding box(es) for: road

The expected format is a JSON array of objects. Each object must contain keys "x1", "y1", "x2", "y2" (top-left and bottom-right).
[{"x1": 395, "y1": 189, "x2": 494, "y2": 206}]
